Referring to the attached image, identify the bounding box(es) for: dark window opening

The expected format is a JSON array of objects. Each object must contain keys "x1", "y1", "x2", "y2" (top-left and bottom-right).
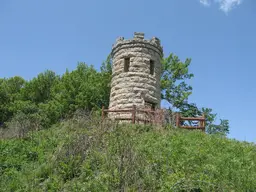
[
  {"x1": 124, "y1": 58, "x2": 130, "y2": 72},
  {"x1": 145, "y1": 101, "x2": 156, "y2": 111},
  {"x1": 150, "y1": 60, "x2": 154, "y2": 75}
]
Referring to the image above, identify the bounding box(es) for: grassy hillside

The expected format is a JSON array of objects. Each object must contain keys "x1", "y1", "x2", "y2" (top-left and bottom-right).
[{"x1": 1, "y1": 115, "x2": 256, "y2": 191}]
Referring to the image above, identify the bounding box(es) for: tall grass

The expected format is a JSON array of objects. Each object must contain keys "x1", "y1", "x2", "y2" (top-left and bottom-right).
[{"x1": 0, "y1": 114, "x2": 256, "y2": 191}]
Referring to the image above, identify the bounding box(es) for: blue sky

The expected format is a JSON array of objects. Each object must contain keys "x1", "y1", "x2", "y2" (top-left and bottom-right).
[{"x1": 0, "y1": 0, "x2": 255, "y2": 142}]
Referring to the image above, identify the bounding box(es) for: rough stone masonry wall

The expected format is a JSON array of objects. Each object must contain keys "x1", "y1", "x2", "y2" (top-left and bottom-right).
[{"x1": 108, "y1": 32, "x2": 163, "y2": 120}]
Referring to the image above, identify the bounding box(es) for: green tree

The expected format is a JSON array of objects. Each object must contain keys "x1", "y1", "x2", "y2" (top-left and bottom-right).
[
  {"x1": 0, "y1": 76, "x2": 26, "y2": 124},
  {"x1": 100, "y1": 54, "x2": 112, "y2": 108},
  {"x1": 38, "y1": 100, "x2": 64, "y2": 127},
  {"x1": 161, "y1": 53, "x2": 194, "y2": 109},
  {"x1": 54, "y1": 62, "x2": 111, "y2": 114},
  {"x1": 201, "y1": 107, "x2": 229, "y2": 135},
  {"x1": 100, "y1": 54, "x2": 112, "y2": 74},
  {"x1": 22, "y1": 70, "x2": 60, "y2": 103},
  {"x1": 161, "y1": 53, "x2": 229, "y2": 136}
]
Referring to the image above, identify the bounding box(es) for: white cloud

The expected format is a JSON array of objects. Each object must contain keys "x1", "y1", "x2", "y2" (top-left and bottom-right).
[
  {"x1": 200, "y1": 0, "x2": 211, "y2": 6},
  {"x1": 199, "y1": 0, "x2": 243, "y2": 13},
  {"x1": 217, "y1": 0, "x2": 242, "y2": 13}
]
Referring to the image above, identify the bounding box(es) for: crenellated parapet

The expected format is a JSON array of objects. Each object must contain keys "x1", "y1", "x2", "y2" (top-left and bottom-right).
[{"x1": 111, "y1": 32, "x2": 163, "y2": 58}]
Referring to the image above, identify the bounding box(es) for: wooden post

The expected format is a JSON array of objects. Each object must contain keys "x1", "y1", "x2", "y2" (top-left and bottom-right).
[
  {"x1": 202, "y1": 113, "x2": 205, "y2": 132},
  {"x1": 132, "y1": 105, "x2": 136, "y2": 124},
  {"x1": 199, "y1": 116, "x2": 202, "y2": 128},
  {"x1": 102, "y1": 106, "x2": 105, "y2": 121},
  {"x1": 176, "y1": 112, "x2": 180, "y2": 128}
]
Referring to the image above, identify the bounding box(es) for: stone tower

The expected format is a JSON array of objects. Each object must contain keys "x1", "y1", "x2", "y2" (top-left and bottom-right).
[{"x1": 109, "y1": 32, "x2": 163, "y2": 118}]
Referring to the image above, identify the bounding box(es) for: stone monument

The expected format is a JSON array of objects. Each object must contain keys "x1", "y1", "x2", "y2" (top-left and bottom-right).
[{"x1": 108, "y1": 32, "x2": 163, "y2": 120}]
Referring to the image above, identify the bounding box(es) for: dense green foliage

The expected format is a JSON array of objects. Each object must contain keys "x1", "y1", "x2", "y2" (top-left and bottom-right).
[
  {"x1": 1, "y1": 117, "x2": 255, "y2": 191},
  {"x1": 0, "y1": 62, "x2": 111, "y2": 135}
]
